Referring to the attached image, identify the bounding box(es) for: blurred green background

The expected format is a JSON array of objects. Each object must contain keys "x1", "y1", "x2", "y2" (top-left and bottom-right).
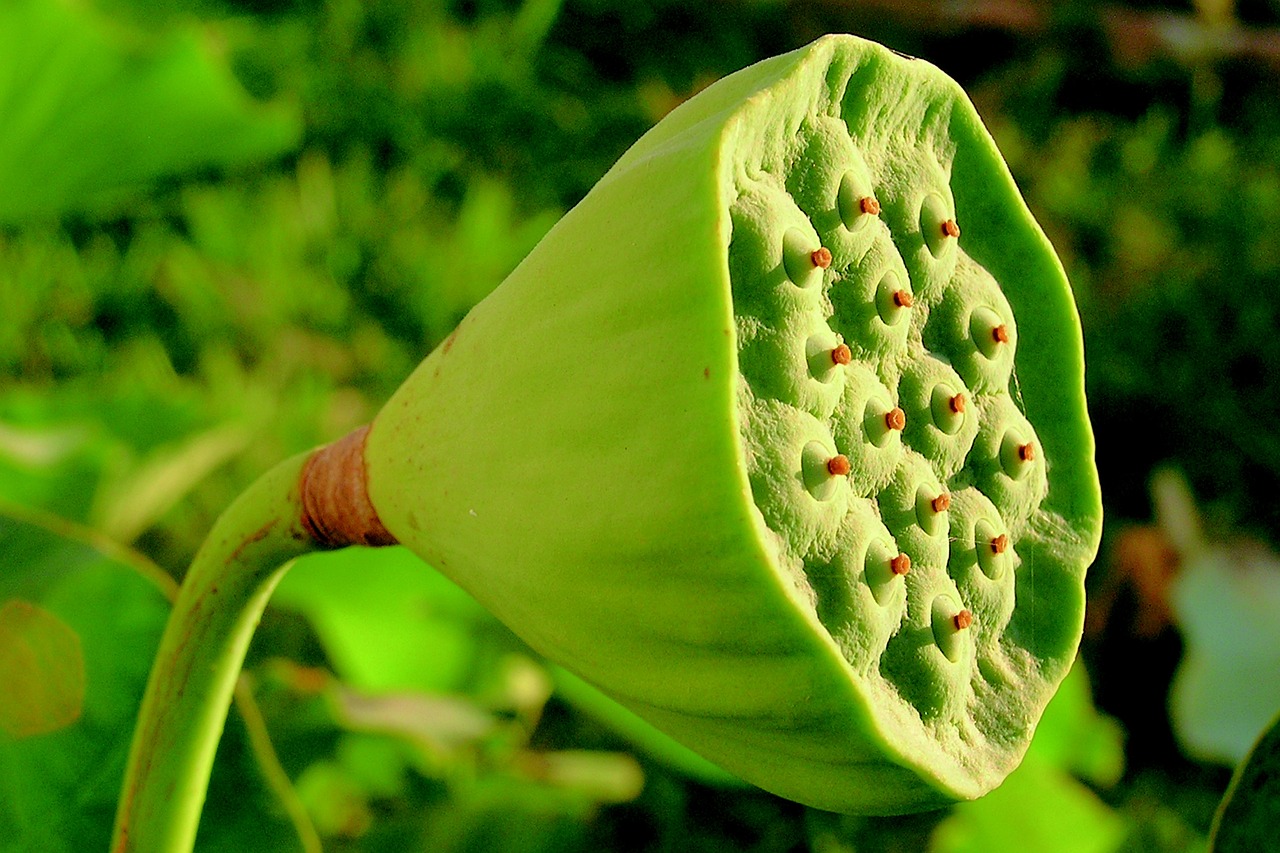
[{"x1": 3, "y1": 0, "x2": 1280, "y2": 851}]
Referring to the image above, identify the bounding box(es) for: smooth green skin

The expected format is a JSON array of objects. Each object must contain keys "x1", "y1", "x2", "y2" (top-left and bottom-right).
[
  {"x1": 111, "y1": 35, "x2": 1101, "y2": 853},
  {"x1": 367, "y1": 35, "x2": 1101, "y2": 813}
]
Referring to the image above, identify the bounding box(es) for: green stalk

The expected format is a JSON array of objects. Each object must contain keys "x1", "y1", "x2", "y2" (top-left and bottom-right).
[{"x1": 111, "y1": 451, "x2": 320, "y2": 853}]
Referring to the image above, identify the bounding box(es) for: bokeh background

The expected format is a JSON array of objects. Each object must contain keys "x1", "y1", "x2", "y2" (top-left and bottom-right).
[{"x1": 3, "y1": 0, "x2": 1280, "y2": 851}]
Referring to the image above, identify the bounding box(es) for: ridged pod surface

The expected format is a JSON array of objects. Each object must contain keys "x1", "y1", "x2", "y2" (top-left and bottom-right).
[{"x1": 365, "y1": 35, "x2": 1101, "y2": 813}]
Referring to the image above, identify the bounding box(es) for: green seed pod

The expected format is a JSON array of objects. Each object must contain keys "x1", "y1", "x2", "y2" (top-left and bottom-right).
[
  {"x1": 114, "y1": 36, "x2": 1103, "y2": 852},
  {"x1": 365, "y1": 35, "x2": 1100, "y2": 812}
]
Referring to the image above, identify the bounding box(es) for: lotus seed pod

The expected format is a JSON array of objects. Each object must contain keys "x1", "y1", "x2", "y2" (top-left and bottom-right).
[{"x1": 364, "y1": 35, "x2": 1101, "y2": 813}]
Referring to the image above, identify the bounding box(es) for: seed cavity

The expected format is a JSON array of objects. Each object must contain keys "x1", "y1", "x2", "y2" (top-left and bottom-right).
[
  {"x1": 875, "y1": 272, "x2": 913, "y2": 327},
  {"x1": 806, "y1": 333, "x2": 849, "y2": 382},
  {"x1": 783, "y1": 228, "x2": 823, "y2": 286},
  {"x1": 974, "y1": 518, "x2": 1009, "y2": 579},
  {"x1": 863, "y1": 398, "x2": 904, "y2": 448},
  {"x1": 929, "y1": 384, "x2": 966, "y2": 435},
  {"x1": 969, "y1": 306, "x2": 1010, "y2": 359},
  {"x1": 931, "y1": 594, "x2": 969, "y2": 662},
  {"x1": 1000, "y1": 430, "x2": 1036, "y2": 480},
  {"x1": 915, "y1": 485, "x2": 949, "y2": 535},
  {"x1": 802, "y1": 441, "x2": 844, "y2": 500},
  {"x1": 920, "y1": 192, "x2": 956, "y2": 258},
  {"x1": 865, "y1": 539, "x2": 905, "y2": 604},
  {"x1": 837, "y1": 172, "x2": 878, "y2": 231}
]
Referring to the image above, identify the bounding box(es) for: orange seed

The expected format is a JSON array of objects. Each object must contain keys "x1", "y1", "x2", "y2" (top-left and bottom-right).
[
  {"x1": 953, "y1": 609, "x2": 974, "y2": 630},
  {"x1": 893, "y1": 289, "x2": 914, "y2": 308},
  {"x1": 1018, "y1": 443, "x2": 1036, "y2": 462},
  {"x1": 990, "y1": 534, "x2": 1009, "y2": 555},
  {"x1": 942, "y1": 219, "x2": 961, "y2": 238},
  {"x1": 826, "y1": 454, "x2": 852, "y2": 476},
  {"x1": 830, "y1": 343, "x2": 853, "y2": 365},
  {"x1": 811, "y1": 247, "x2": 833, "y2": 269},
  {"x1": 992, "y1": 324, "x2": 1010, "y2": 344},
  {"x1": 885, "y1": 407, "x2": 906, "y2": 431},
  {"x1": 931, "y1": 493, "x2": 952, "y2": 513},
  {"x1": 890, "y1": 553, "x2": 912, "y2": 575},
  {"x1": 949, "y1": 393, "x2": 967, "y2": 414},
  {"x1": 860, "y1": 196, "x2": 881, "y2": 215}
]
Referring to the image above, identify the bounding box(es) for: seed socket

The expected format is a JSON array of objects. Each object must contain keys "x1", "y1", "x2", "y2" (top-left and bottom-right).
[
  {"x1": 1000, "y1": 430, "x2": 1035, "y2": 480},
  {"x1": 930, "y1": 385, "x2": 966, "y2": 436},
  {"x1": 970, "y1": 307, "x2": 1009, "y2": 359},
  {"x1": 975, "y1": 519, "x2": 1009, "y2": 579},
  {"x1": 802, "y1": 441, "x2": 843, "y2": 500},
  {"x1": 875, "y1": 273, "x2": 912, "y2": 327},
  {"x1": 931, "y1": 595, "x2": 969, "y2": 662},
  {"x1": 920, "y1": 192, "x2": 955, "y2": 258}
]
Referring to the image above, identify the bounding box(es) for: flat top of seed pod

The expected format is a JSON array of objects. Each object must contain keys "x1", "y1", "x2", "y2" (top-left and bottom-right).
[{"x1": 711, "y1": 35, "x2": 1101, "y2": 803}]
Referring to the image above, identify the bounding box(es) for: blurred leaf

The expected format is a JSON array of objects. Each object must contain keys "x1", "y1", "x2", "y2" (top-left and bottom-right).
[
  {"x1": 0, "y1": 505, "x2": 170, "y2": 851},
  {"x1": 0, "y1": 0, "x2": 299, "y2": 222},
  {"x1": 931, "y1": 755, "x2": 1126, "y2": 853},
  {"x1": 1210, "y1": 712, "x2": 1280, "y2": 853},
  {"x1": 930, "y1": 662, "x2": 1126, "y2": 853},
  {"x1": 514, "y1": 749, "x2": 645, "y2": 804},
  {"x1": 0, "y1": 599, "x2": 85, "y2": 738},
  {"x1": 1027, "y1": 662, "x2": 1125, "y2": 786},
  {"x1": 510, "y1": 0, "x2": 566, "y2": 57},
  {"x1": 551, "y1": 665, "x2": 745, "y2": 787},
  {"x1": 273, "y1": 547, "x2": 489, "y2": 694},
  {"x1": 0, "y1": 420, "x2": 106, "y2": 524},
  {"x1": 1166, "y1": 527, "x2": 1280, "y2": 764},
  {"x1": 276, "y1": 546, "x2": 749, "y2": 788},
  {"x1": 90, "y1": 421, "x2": 251, "y2": 542},
  {"x1": 418, "y1": 774, "x2": 595, "y2": 853},
  {"x1": 294, "y1": 760, "x2": 375, "y2": 840},
  {"x1": 332, "y1": 686, "x2": 497, "y2": 763},
  {"x1": 0, "y1": 388, "x2": 263, "y2": 561}
]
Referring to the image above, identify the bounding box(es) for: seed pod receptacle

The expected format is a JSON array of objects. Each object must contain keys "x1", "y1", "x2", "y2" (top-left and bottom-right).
[{"x1": 366, "y1": 34, "x2": 1102, "y2": 814}]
